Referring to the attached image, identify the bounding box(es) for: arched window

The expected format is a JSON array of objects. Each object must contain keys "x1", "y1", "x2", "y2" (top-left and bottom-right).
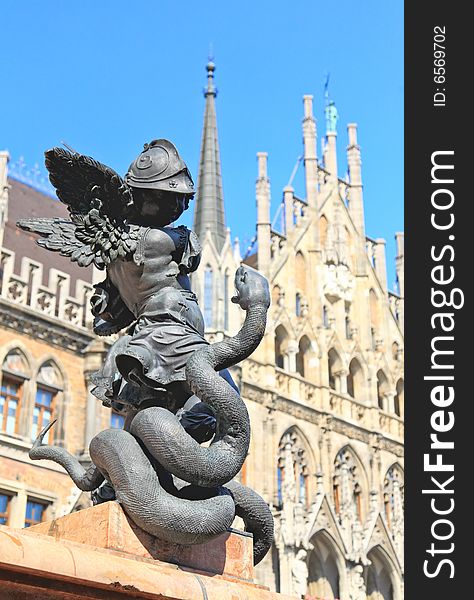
[
  {"x1": 307, "y1": 532, "x2": 341, "y2": 600},
  {"x1": 394, "y1": 379, "x2": 404, "y2": 417},
  {"x1": 323, "y1": 305, "x2": 330, "y2": 328},
  {"x1": 33, "y1": 361, "x2": 64, "y2": 444},
  {"x1": 319, "y1": 215, "x2": 329, "y2": 249},
  {"x1": 347, "y1": 358, "x2": 363, "y2": 399},
  {"x1": 384, "y1": 464, "x2": 404, "y2": 532},
  {"x1": 277, "y1": 429, "x2": 311, "y2": 508},
  {"x1": 272, "y1": 285, "x2": 282, "y2": 306},
  {"x1": 366, "y1": 547, "x2": 397, "y2": 600},
  {"x1": 295, "y1": 293, "x2": 302, "y2": 317},
  {"x1": 0, "y1": 349, "x2": 30, "y2": 436},
  {"x1": 296, "y1": 335, "x2": 314, "y2": 380},
  {"x1": 344, "y1": 302, "x2": 352, "y2": 339},
  {"x1": 392, "y1": 341, "x2": 399, "y2": 361},
  {"x1": 328, "y1": 348, "x2": 341, "y2": 391},
  {"x1": 370, "y1": 289, "x2": 380, "y2": 350},
  {"x1": 203, "y1": 266, "x2": 213, "y2": 328},
  {"x1": 333, "y1": 447, "x2": 366, "y2": 523},
  {"x1": 274, "y1": 325, "x2": 289, "y2": 370},
  {"x1": 377, "y1": 370, "x2": 389, "y2": 411},
  {"x1": 295, "y1": 252, "x2": 307, "y2": 295}
]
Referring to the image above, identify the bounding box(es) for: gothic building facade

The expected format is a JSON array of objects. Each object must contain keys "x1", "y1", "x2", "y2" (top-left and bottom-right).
[
  {"x1": 191, "y1": 63, "x2": 404, "y2": 600},
  {"x1": 0, "y1": 62, "x2": 404, "y2": 600}
]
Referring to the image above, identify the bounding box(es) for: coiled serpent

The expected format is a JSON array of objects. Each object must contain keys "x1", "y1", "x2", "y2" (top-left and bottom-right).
[{"x1": 29, "y1": 266, "x2": 273, "y2": 564}]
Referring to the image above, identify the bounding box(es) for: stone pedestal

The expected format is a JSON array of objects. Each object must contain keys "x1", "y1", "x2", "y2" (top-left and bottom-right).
[{"x1": 0, "y1": 502, "x2": 296, "y2": 599}]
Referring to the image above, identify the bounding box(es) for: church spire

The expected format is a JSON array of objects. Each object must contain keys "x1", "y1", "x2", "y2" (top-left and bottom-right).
[{"x1": 193, "y1": 60, "x2": 226, "y2": 252}]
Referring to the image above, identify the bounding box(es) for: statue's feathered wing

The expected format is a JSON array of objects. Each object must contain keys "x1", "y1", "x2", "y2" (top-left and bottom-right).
[{"x1": 17, "y1": 148, "x2": 140, "y2": 270}]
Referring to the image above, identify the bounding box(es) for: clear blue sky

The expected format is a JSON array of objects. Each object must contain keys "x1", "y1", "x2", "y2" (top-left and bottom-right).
[{"x1": 1, "y1": 0, "x2": 403, "y2": 288}]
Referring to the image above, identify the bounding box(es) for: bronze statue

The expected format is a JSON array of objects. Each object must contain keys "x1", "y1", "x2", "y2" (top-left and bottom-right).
[{"x1": 17, "y1": 140, "x2": 273, "y2": 564}]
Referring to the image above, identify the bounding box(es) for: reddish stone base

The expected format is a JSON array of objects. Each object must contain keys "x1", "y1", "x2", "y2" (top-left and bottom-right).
[{"x1": 0, "y1": 502, "x2": 295, "y2": 600}]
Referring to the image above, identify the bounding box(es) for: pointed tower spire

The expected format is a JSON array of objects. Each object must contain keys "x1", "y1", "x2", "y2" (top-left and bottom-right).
[{"x1": 193, "y1": 60, "x2": 227, "y2": 252}]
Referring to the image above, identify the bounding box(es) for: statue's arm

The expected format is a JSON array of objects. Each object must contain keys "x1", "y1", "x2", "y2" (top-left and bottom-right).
[
  {"x1": 91, "y1": 278, "x2": 135, "y2": 336},
  {"x1": 179, "y1": 228, "x2": 202, "y2": 274}
]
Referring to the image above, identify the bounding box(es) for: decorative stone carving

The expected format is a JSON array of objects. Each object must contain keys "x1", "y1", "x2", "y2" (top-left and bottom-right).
[
  {"x1": 348, "y1": 564, "x2": 366, "y2": 600},
  {"x1": 291, "y1": 548, "x2": 309, "y2": 598}
]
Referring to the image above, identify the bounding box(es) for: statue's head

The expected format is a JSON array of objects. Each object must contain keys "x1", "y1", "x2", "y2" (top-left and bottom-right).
[{"x1": 125, "y1": 139, "x2": 194, "y2": 225}]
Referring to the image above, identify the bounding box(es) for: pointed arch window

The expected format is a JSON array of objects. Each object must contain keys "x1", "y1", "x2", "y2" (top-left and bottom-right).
[
  {"x1": 347, "y1": 358, "x2": 363, "y2": 399},
  {"x1": 319, "y1": 215, "x2": 328, "y2": 249},
  {"x1": 296, "y1": 335, "x2": 314, "y2": 380},
  {"x1": 369, "y1": 289, "x2": 380, "y2": 349},
  {"x1": 203, "y1": 266, "x2": 214, "y2": 328},
  {"x1": 277, "y1": 430, "x2": 310, "y2": 508},
  {"x1": 322, "y1": 305, "x2": 329, "y2": 328},
  {"x1": 32, "y1": 387, "x2": 55, "y2": 443},
  {"x1": 377, "y1": 370, "x2": 389, "y2": 410},
  {"x1": 392, "y1": 341, "x2": 400, "y2": 361},
  {"x1": 384, "y1": 464, "x2": 404, "y2": 532},
  {"x1": 328, "y1": 348, "x2": 341, "y2": 391},
  {"x1": 272, "y1": 285, "x2": 282, "y2": 306},
  {"x1": 33, "y1": 361, "x2": 64, "y2": 444},
  {"x1": 1, "y1": 349, "x2": 30, "y2": 436},
  {"x1": 394, "y1": 378, "x2": 404, "y2": 417},
  {"x1": 333, "y1": 447, "x2": 365, "y2": 523},
  {"x1": 295, "y1": 252, "x2": 307, "y2": 295},
  {"x1": 295, "y1": 293, "x2": 302, "y2": 317},
  {"x1": 275, "y1": 325, "x2": 289, "y2": 370},
  {"x1": 345, "y1": 302, "x2": 351, "y2": 339}
]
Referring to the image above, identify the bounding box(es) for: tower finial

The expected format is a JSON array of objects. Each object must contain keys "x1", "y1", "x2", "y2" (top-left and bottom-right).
[
  {"x1": 194, "y1": 58, "x2": 226, "y2": 252},
  {"x1": 205, "y1": 53, "x2": 216, "y2": 97}
]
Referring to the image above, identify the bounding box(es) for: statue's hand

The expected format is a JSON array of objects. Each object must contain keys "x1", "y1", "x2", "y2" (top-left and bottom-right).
[{"x1": 231, "y1": 266, "x2": 270, "y2": 310}]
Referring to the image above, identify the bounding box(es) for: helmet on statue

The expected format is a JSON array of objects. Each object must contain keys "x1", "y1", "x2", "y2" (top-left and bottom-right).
[{"x1": 125, "y1": 139, "x2": 195, "y2": 196}]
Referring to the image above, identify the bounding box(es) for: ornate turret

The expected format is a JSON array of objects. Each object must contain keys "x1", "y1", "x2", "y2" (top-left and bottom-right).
[
  {"x1": 193, "y1": 60, "x2": 227, "y2": 252},
  {"x1": 302, "y1": 95, "x2": 318, "y2": 209},
  {"x1": 324, "y1": 81, "x2": 338, "y2": 179}
]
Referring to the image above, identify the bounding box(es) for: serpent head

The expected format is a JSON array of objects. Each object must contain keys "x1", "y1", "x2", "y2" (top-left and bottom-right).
[{"x1": 231, "y1": 266, "x2": 270, "y2": 310}]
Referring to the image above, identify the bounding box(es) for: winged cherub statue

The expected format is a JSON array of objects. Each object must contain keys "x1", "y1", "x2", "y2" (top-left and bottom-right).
[
  {"x1": 20, "y1": 140, "x2": 235, "y2": 415},
  {"x1": 17, "y1": 141, "x2": 274, "y2": 565}
]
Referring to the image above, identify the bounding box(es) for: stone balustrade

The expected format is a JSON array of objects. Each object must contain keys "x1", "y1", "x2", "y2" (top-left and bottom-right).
[
  {"x1": 0, "y1": 247, "x2": 94, "y2": 330},
  {"x1": 242, "y1": 359, "x2": 403, "y2": 442}
]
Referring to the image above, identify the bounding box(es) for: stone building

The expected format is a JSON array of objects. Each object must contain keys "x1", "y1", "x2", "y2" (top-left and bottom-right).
[
  {"x1": 0, "y1": 153, "x2": 114, "y2": 527},
  {"x1": 0, "y1": 61, "x2": 404, "y2": 600},
  {"x1": 191, "y1": 63, "x2": 404, "y2": 600}
]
